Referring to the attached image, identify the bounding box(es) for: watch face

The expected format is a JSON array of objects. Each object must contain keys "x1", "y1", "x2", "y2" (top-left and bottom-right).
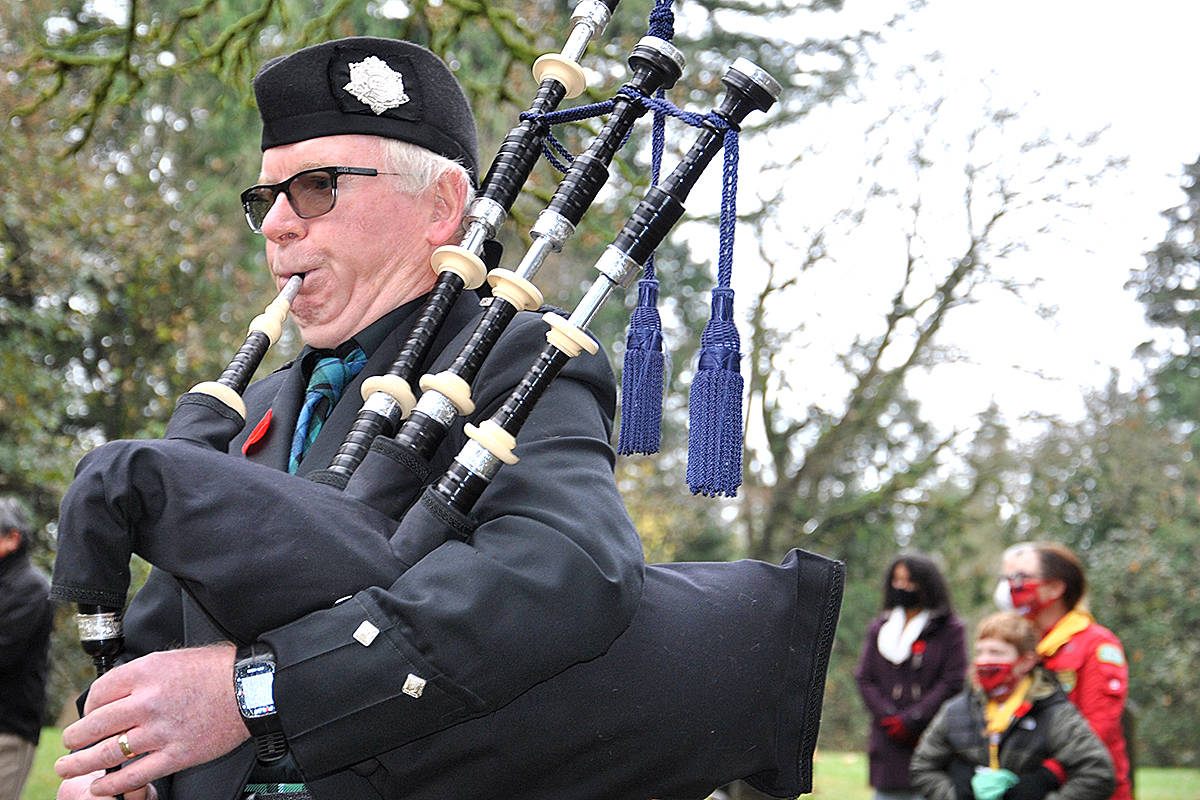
[{"x1": 235, "y1": 662, "x2": 276, "y2": 718}]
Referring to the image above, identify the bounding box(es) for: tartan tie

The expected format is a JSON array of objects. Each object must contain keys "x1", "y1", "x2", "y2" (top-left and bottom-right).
[{"x1": 288, "y1": 347, "x2": 367, "y2": 473}]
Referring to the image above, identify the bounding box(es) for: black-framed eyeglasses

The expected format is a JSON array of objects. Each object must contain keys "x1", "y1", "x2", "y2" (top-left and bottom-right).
[{"x1": 240, "y1": 166, "x2": 401, "y2": 234}]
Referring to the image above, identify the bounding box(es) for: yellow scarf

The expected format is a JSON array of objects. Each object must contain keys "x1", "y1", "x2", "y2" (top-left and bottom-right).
[
  {"x1": 1037, "y1": 608, "x2": 1093, "y2": 658},
  {"x1": 983, "y1": 674, "x2": 1033, "y2": 769}
]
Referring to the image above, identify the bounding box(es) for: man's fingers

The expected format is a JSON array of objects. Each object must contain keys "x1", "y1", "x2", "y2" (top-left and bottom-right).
[
  {"x1": 84, "y1": 751, "x2": 167, "y2": 798},
  {"x1": 62, "y1": 695, "x2": 138, "y2": 753},
  {"x1": 81, "y1": 661, "x2": 139, "y2": 714},
  {"x1": 56, "y1": 728, "x2": 153, "y2": 778}
]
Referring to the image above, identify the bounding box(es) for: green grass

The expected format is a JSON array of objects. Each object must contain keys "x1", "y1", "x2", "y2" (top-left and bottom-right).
[
  {"x1": 806, "y1": 751, "x2": 1200, "y2": 800},
  {"x1": 23, "y1": 731, "x2": 68, "y2": 800},
  {"x1": 20, "y1": 733, "x2": 1200, "y2": 800},
  {"x1": 1136, "y1": 766, "x2": 1200, "y2": 800},
  {"x1": 811, "y1": 749, "x2": 871, "y2": 798}
]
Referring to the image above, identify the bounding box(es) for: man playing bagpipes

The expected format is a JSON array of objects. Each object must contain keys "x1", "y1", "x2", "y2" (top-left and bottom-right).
[{"x1": 53, "y1": 26, "x2": 843, "y2": 800}]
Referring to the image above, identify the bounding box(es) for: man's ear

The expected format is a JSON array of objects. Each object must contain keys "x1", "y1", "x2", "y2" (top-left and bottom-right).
[
  {"x1": 1043, "y1": 578, "x2": 1067, "y2": 603},
  {"x1": 0, "y1": 529, "x2": 21, "y2": 558},
  {"x1": 425, "y1": 170, "x2": 469, "y2": 247}
]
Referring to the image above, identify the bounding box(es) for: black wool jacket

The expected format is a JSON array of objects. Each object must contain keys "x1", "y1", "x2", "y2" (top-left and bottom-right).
[
  {"x1": 0, "y1": 549, "x2": 52, "y2": 744},
  {"x1": 121, "y1": 291, "x2": 645, "y2": 799}
]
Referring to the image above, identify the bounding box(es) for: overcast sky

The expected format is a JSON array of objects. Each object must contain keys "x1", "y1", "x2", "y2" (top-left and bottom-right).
[{"x1": 728, "y1": 0, "x2": 1199, "y2": 444}]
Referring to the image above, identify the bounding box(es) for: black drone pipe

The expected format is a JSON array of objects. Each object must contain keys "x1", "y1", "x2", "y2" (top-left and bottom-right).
[
  {"x1": 431, "y1": 57, "x2": 778, "y2": 515},
  {"x1": 320, "y1": 0, "x2": 623, "y2": 484},
  {"x1": 338, "y1": 34, "x2": 686, "y2": 474}
]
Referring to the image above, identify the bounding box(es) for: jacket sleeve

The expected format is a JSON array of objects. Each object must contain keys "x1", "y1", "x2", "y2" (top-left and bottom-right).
[
  {"x1": 854, "y1": 617, "x2": 892, "y2": 719},
  {"x1": 1044, "y1": 701, "x2": 1115, "y2": 800},
  {"x1": 902, "y1": 615, "x2": 968, "y2": 734},
  {"x1": 0, "y1": 567, "x2": 50, "y2": 671},
  {"x1": 257, "y1": 315, "x2": 646, "y2": 779},
  {"x1": 1071, "y1": 634, "x2": 1128, "y2": 772},
  {"x1": 909, "y1": 702, "x2": 964, "y2": 800}
]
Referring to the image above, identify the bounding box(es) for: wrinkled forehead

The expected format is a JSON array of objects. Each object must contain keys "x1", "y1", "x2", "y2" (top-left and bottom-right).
[
  {"x1": 1002, "y1": 546, "x2": 1040, "y2": 576},
  {"x1": 258, "y1": 134, "x2": 387, "y2": 182}
]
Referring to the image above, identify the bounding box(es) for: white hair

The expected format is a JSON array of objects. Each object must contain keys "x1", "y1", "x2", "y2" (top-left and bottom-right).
[{"x1": 377, "y1": 138, "x2": 475, "y2": 210}]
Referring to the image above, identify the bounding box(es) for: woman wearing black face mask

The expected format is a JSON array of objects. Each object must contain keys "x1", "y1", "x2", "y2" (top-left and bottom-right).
[{"x1": 856, "y1": 553, "x2": 968, "y2": 800}]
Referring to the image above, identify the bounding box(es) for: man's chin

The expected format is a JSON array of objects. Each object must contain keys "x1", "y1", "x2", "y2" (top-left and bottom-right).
[{"x1": 293, "y1": 317, "x2": 339, "y2": 350}]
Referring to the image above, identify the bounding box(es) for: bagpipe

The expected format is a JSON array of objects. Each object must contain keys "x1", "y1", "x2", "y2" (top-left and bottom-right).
[{"x1": 51, "y1": 4, "x2": 845, "y2": 799}]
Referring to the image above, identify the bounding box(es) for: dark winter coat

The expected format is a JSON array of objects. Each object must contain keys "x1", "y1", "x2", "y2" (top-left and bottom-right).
[
  {"x1": 120, "y1": 293, "x2": 646, "y2": 799},
  {"x1": 855, "y1": 609, "x2": 967, "y2": 791},
  {"x1": 910, "y1": 666, "x2": 1115, "y2": 800},
  {"x1": 0, "y1": 549, "x2": 52, "y2": 744}
]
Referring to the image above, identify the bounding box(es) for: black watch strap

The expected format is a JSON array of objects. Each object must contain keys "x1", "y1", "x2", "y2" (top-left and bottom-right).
[
  {"x1": 250, "y1": 729, "x2": 289, "y2": 763},
  {"x1": 235, "y1": 643, "x2": 288, "y2": 762}
]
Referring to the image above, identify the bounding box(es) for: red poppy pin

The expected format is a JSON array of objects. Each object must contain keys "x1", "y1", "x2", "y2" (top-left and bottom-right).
[
  {"x1": 242, "y1": 408, "x2": 273, "y2": 454},
  {"x1": 912, "y1": 640, "x2": 927, "y2": 654}
]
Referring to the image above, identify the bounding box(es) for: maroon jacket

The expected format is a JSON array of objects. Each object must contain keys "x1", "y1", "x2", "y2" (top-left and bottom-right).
[{"x1": 854, "y1": 610, "x2": 967, "y2": 791}]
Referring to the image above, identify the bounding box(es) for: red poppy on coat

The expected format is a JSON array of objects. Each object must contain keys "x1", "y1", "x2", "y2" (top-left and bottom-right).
[{"x1": 242, "y1": 408, "x2": 273, "y2": 454}]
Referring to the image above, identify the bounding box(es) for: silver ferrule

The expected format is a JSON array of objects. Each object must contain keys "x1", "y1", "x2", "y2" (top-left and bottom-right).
[
  {"x1": 514, "y1": 229, "x2": 564, "y2": 282},
  {"x1": 729, "y1": 57, "x2": 783, "y2": 102},
  {"x1": 362, "y1": 390, "x2": 404, "y2": 420},
  {"x1": 457, "y1": 224, "x2": 491, "y2": 260},
  {"x1": 639, "y1": 36, "x2": 686, "y2": 75},
  {"x1": 278, "y1": 274, "x2": 303, "y2": 304},
  {"x1": 593, "y1": 244, "x2": 642, "y2": 289},
  {"x1": 414, "y1": 390, "x2": 459, "y2": 427},
  {"x1": 77, "y1": 611, "x2": 123, "y2": 642},
  {"x1": 530, "y1": 209, "x2": 576, "y2": 248},
  {"x1": 562, "y1": 0, "x2": 613, "y2": 62},
  {"x1": 455, "y1": 439, "x2": 503, "y2": 482},
  {"x1": 464, "y1": 196, "x2": 508, "y2": 240},
  {"x1": 568, "y1": 276, "x2": 615, "y2": 331}
]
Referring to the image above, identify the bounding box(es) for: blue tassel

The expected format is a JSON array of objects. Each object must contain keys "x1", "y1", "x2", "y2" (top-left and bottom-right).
[
  {"x1": 618, "y1": 0, "x2": 673, "y2": 458},
  {"x1": 686, "y1": 287, "x2": 743, "y2": 497},
  {"x1": 618, "y1": 278, "x2": 665, "y2": 455}
]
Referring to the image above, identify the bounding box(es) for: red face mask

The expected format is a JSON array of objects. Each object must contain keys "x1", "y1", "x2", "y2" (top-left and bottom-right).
[
  {"x1": 975, "y1": 661, "x2": 1017, "y2": 697},
  {"x1": 1008, "y1": 579, "x2": 1047, "y2": 618}
]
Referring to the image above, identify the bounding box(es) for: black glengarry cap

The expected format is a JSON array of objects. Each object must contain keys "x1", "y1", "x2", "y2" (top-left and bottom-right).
[{"x1": 254, "y1": 37, "x2": 479, "y2": 182}]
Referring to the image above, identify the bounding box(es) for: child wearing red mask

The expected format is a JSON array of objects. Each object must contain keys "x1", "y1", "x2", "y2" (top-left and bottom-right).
[{"x1": 910, "y1": 612, "x2": 1114, "y2": 800}]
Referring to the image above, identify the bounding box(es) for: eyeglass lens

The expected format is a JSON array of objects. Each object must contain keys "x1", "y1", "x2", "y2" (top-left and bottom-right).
[{"x1": 243, "y1": 169, "x2": 340, "y2": 232}]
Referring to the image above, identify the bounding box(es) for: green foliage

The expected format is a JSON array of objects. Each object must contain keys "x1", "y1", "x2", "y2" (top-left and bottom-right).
[{"x1": 1007, "y1": 385, "x2": 1200, "y2": 767}]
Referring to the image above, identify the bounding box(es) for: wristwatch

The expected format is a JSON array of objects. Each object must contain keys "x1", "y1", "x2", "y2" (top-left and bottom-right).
[{"x1": 234, "y1": 643, "x2": 288, "y2": 762}]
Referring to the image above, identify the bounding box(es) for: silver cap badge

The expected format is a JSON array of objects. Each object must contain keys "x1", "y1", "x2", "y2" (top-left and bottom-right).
[{"x1": 343, "y1": 56, "x2": 410, "y2": 115}]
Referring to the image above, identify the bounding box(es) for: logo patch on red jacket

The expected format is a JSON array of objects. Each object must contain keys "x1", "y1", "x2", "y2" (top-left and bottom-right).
[{"x1": 1096, "y1": 643, "x2": 1125, "y2": 666}]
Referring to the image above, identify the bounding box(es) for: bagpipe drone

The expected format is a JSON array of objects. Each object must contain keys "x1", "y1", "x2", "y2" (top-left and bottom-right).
[{"x1": 51, "y1": 3, "x2": 844, "y2": 799}]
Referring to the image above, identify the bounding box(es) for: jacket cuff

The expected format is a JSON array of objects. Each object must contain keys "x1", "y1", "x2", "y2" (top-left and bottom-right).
[
  {"x1": 1041, "y1": 758, "x2": 1066, "y2": 785},
  {"x1": 259, "y1": 592, "x2": 481, "y2": 778}
]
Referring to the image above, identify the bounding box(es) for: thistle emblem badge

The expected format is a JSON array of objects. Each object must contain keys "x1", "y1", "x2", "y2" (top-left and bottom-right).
[{"x1": 344, "y1": 56, "x2": 410, "y2": 114}]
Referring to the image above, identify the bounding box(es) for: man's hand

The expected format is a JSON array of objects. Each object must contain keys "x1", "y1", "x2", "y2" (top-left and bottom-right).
[{"x1": 55, "y1": 644, "x2": 248, "y2": 797}]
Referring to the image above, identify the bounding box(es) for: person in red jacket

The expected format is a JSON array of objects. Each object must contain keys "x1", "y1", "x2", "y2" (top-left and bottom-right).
[{"x1": 999, "y1": 542, "x2": 1131, "y2": 800}]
